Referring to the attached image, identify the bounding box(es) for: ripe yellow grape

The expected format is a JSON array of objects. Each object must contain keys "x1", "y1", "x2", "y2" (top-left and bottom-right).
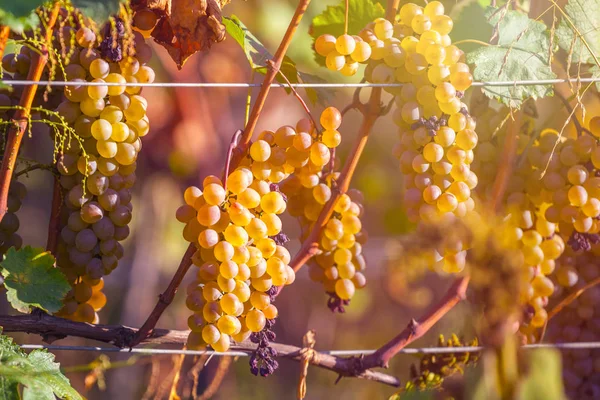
[
  {"x1": 315, "y1": 34, "x2": 336, "y2": 56},
  {"x1": 246, "y1": 309, "x2": 267, "y2": 332},
  {"x1": 326, "y1": 51, "x2": 345, "y2": 71},
  {"x1": 335, "y1": 34, "x2": 356, "y2": 56}
]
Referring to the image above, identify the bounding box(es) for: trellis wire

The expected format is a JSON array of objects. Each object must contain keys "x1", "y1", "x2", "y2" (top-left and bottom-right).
[
  {"x1": 18, "y1": 341, "x2": 600, "y2": 356},
  {"x1": 2, "y1": 77, "x2": 600, "y2": 88}
]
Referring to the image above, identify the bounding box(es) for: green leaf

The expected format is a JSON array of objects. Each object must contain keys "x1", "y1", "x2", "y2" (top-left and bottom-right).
[
  {"x1": 466, "y1": 8, "x2": 556, "y2": 108},
  {"x1": 71, "y1": 0, "x2": 125, "y2": 24},
  {"x1": 518, "y1": 349, "x2": 567, "y2": 400},
  {"x1": 0, "y1": 246, "x2": 70, "y2": 313},
  {"x1": 450, "y1": 0, "x2": 493, "y2": 53},
  {"x1": 0, "y1": 0, "x2": 44, "y2": 18},
  {"x1": 309, "y1": 0, "x2": 385, "y2": 65},
  {"x1": 223, "y1": 15, "x2": 329, "y2": 105},
  {"x1": 0, "y1": 10, "x2": 40, "y2": 34},
  {"x1": 0, "y1": 331, "x2": 82, "y2": 400},
  {"x1": 555, "y1": 0, "x2": 600, "y2": 64}
]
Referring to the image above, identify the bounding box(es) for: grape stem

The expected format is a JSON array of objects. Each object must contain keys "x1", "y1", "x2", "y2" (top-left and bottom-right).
[
  {"x1": 14, "y1": 162, "x2": 54, "y2": 177},
  {"x1": 0, "y1": 311, "x2": 400, "y2": 387},
  {"x1": 288, "y1": 88, "x2": 383, "y2": 274},
  {"x1": 0, "y1": 3, "x2": 60, "y2": 224},
  {"x1": 0, "y1": 26, "x2": 10, "y2": 60},
  {"x1": 267, "y1": 60, "x2": 318, "y2": 129},
  {"x1": 230, "y1": 0, "x2": 312, "y2": 169},
  {"x1": 46, "y1": 176, "x2": 62, "y2": 256},
  {"x1": 344, "y1": 0, "x2": 349, "y2": 35},
  {"x1": 547, "y1": 276, "x2": 600, "y2": 321},
  {"x1": 222, "y1": 129, "x2": 243, "y2": 188},
  {"x1": 554, "y1": 90, "x2": 592, "y2": 136},
  {"x1": 128, "y1": 244, "x2": 196, "y2": 347},
  {"x1": 285, "y1": 0, "x2": 399, "y2": 275}
]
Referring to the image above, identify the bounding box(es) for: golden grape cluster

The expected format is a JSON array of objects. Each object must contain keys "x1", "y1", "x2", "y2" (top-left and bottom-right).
[
  {"x1": 48, "y1": 25, "x2": 153, "y2": 323},
  {"x1": 315, "y1": 33, "x2": 372, "y2": 76}
]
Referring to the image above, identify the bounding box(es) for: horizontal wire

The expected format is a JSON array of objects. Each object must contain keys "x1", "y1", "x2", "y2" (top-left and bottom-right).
[
  {"x1": 1, "y1": 77, "x2": 599, "y2": 88},
  {"x1": 18, "y1": 341, "x2": 600, "y2": 357}
]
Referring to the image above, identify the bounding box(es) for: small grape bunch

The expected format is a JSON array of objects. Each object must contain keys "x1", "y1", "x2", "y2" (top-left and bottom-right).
[{"x1": 314, "y1": 33, "x2": 372, "y2": 76}]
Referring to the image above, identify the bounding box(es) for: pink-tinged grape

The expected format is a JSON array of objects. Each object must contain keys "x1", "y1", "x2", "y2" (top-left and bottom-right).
[
  {"x1": 201, "y1": 324, "x2": 220, "y2": 344},
  {"x1": 89, "y1": 59, "x2": 110, "y2": 79},
  {"x1": 76, "y1": 27, "x2": 96, "y2": 47},
  {"x1": 335, "y1": 34, "x2": 356, "y2": 56},
  {"x1": 315, "y1": 34, "x2": 336, "y2": 56}
]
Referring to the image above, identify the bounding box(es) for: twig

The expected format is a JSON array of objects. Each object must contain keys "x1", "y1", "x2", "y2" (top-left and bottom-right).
[
  {"x1": 341, "y1": 83, "x2": 366, "y2": 117},
  {"x1": 14, "y1": 162, "x2": 54, "y2": 177},
  {"x1": 547, "y1": 276, "x2": 600, "y2": 321},
  {"x1": 268, "y1": 60, "x2": 318, "y2": 129},
  {"x1": 0, "y1": 312, "x2": 400, "y2": 387},
  {"x1": 0, "y1": 3, "x2": 60, "y2": 223},
  {"x1": 168, "y1": 353, "x2": 186, "y2": 400},
  {"x1": 0, "y1": 26, "x2": 10, "y2": 61},
  {"x1": 222, "y1": 129, "x2": 243, "y2": 188},
  {"x1": 46, "y1": 176, "x2": 62, "y2": 255},
  {"x1": 387, "y1": 0, "x2": 400, "y2": 20},
  {"x1": 129, "y1": 244, "x2": 196, "y2": 347},
  {"x1": 230, "y1": 0, "x2": 312, "y2": 169},
  {"x1": 489, "y1": 112, "x2": 520, "y2": 212},
  {"x1": 554, "y1": 90, "x2": 592, "y2": 136},
  {"x1": 357, "y1": 276, "x2": 470, "y2": 370},
  {"x1": 197, "y1": 356, "x2": 232, "y2": 399}
]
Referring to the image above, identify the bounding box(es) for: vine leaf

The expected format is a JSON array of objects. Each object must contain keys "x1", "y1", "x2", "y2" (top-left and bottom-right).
[
  {"x1": 139, "y1": 0, "x2": 229, "y2": 69},
  {"x1": 555, "y1": 0, "x2": 600, "y2": 64},
  {"x1": 449, "y1": 0, "x2": 493, "y2": 53},
  {"x1": 0, "y1": 0, "x2": 42, "y2": 34},
  {"x1": 71, "y1": 0, "x2": 125, "y2": 24},
  {"x1": 223, "y1": 15, "x2": 330, "y2": 104},
  {"x1": 0, "y1": 246, "x2": 70, "y2": 313},
  {"x1": 309, "y1": 0, "x2": 385, "y2": 66},
  {"x1": 0, "y1": 331, "x2": 82, "y2": 400},
  {"x1": 466, "y1": 7, "x2": 556, "y2": 108}
]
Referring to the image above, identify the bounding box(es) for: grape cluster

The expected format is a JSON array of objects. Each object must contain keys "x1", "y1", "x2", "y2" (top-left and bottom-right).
[
  {"x1": 49, "y1": 26, "x2": 153, "y2": 323},
  {"x1": 0, "y1": 180, "x2": 26, "y2": 257},
  {"x1": 178, "y1": 173, "x2": 293, "y2": 352},
  {"x1": 280, "y1": 108, "x2": 368, "y2": 309},
  {"x1": 545, "y1": 251, "x2": 600, "y2": 399},
  {"x1": 315, "y1": 33, "x2": 373, "y2": 76},
  {"x1": 353, "y1": 4, "x2": 477, "y2": 273}
]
